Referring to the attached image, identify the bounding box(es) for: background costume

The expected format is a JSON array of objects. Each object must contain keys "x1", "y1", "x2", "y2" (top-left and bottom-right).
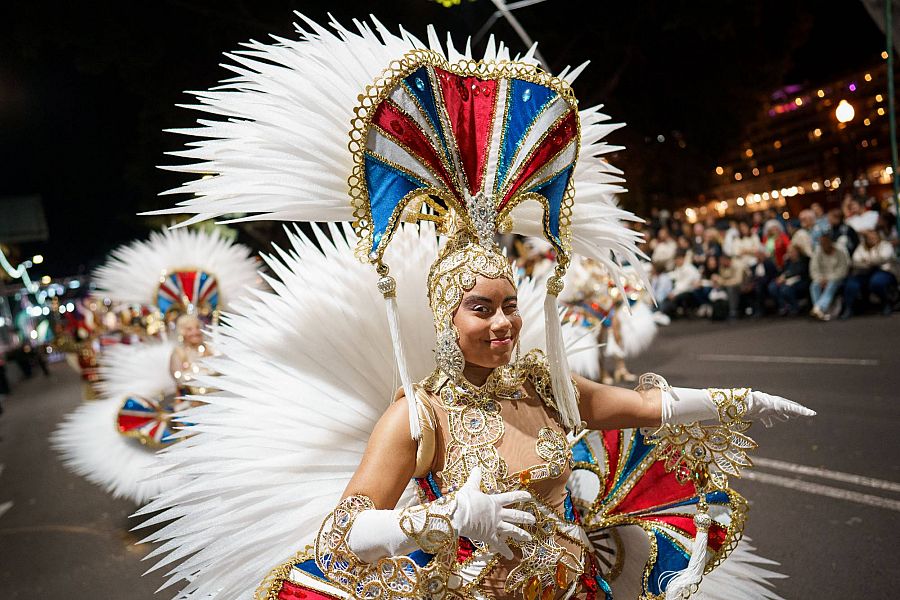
[{"x1": 51, "y1": 228, "x2": 260, "y2": 503}]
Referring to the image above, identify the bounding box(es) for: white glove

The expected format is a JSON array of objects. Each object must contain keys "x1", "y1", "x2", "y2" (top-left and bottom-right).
[
  {"x1": 662, "y1": 386, "x2": 816, "y2": 428},
  {"x1": 452, "y1": 467, "x2": 534, "y2": 559},
  {"x1": 347, "y1": 467, "x2": 534, "y2": 563}
]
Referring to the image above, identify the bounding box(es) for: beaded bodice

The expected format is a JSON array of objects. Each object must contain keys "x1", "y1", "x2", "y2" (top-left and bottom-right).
[{"x1": 416, "y1": 350, "x2": 588, "y2": 599}]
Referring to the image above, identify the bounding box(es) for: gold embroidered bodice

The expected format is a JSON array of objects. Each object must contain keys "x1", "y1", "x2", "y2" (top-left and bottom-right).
[{"x1": 413, "y1": 350, "x2": 587, "y2": 599}]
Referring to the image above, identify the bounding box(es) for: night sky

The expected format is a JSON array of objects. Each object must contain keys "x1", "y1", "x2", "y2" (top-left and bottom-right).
[{"x1": 1, "y1": 1, "x2": 887, "y2": 277}]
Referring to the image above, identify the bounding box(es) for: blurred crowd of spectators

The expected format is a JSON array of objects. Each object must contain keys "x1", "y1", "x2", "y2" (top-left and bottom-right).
[{"x1": 639, "y1": 192, "x2": 899, "y2": 322}]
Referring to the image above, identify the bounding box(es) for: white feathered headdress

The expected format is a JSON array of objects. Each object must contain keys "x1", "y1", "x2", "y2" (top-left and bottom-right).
[
  {"x1": 147, "y1": 15, "x2": 646, "y2": 436},
  {"x1": 92, "y1": 227, "x2": 261, "y2": 321}
]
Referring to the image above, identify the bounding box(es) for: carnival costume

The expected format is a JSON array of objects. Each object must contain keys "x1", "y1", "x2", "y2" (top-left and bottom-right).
[
  {"x1": 560, "y1": 259, "x2": 657, "y2": 384},
  {"x1": 51, "y1": 228, "x2": 260, "y2": 503},
  {"x1": 138, "y1": 17, "x2": 810, "y2": 600}
]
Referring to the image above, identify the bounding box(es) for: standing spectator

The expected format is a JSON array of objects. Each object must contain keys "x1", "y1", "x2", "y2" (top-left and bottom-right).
[
  {"x1": 715, "y1": 254, "x2": 746, "y2": 320},
  {"x1": 661, "y1": 250, "x2": 701, "y2": 318},
  {"x1": 768, "y1": 244, "x2": 810, "y2": 316},
  {"x1": 650, "y1": 227, "x2": 678, "y2": 271},
  {"x1": 827, "y1": 208, "x2": 860, "y2": 257},
  {"x1": 809, "y1": 235, "x2": 851, "y2": 321},
  {"x1": 722, "y1": 219, "x2": 740, "y2": 256},
  {"x1": 762, "y1": 221, "x2": 791, "y2": 269},
  {"x1": 841, "y1": 230, "x2": 898, "y2": 318},
  {"x1": 733, "y1": 221, "x2": 763, "y2": 269},
  {"x1": 791, "y1": 209, "x2": 815, "y2": 258},
  {"x1": 649, "y1": 261, "x2": 673, "y2": 307}
]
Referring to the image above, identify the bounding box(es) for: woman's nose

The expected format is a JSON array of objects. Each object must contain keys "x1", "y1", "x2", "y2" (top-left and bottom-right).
[{"x1": 490, "y1": 310, "x2": 512, "y2": 332}]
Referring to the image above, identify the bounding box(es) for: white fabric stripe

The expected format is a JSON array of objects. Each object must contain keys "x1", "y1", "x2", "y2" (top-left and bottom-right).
[
  {"x1": 288, "y1": 567, "x2": 350, "y2": 598},
  {"x1": 389, "y1": 86, "x2": 445, "y2": 159},
  {"x1": 506, "y1": 96, "x2": 567, "y2": 185},
  {"x1": 366, "y1": 132, "x2": 441, "y2": 187},
  {"x1": 519, "y1": 139, "x2": 577, "y2": 193},
  {"x1": 652, "y1": 523, "x2": 693, "y2": 552},
  {"x1": 482, "y1": 78, "x2": 509, "y2": 196},
  {"x1": 708, "y1": 502, "x2": 733, "y2": 527}
]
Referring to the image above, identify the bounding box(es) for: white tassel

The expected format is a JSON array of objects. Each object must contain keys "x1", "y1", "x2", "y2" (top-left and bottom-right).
[
  {"x1": 380, "y1": 275, "x2": 421, "y2": 440},
  {"x1": 661, "y1": 512, "x2": 712, "y2": 598},
  {"x1": 544, "y1": 277, "x2": 581, "y2": 431}
]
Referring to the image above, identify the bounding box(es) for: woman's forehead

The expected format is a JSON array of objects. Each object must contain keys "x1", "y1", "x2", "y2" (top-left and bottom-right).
[{"x1": 464, "y1": 275, "x2": 517, "y2": 299}]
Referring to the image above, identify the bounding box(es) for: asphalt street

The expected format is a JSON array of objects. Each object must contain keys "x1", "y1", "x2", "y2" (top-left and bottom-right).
[{"x1": 1, "y1": 314, "x2": 898, "y2": 599}]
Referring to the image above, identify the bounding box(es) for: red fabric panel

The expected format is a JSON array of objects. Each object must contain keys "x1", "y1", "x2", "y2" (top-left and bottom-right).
[
  {"x1": 500, "y1": 109, "x2": 577, "y2": 208},
  {"x1": 435, "y1": 68, "x2": 497, "y2": 196},
  {"x1": 371, "y1": 101, "x2": 456, "y2": 194}
]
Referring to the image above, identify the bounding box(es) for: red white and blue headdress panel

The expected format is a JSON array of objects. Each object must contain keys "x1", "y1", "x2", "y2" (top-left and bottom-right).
[
  {"x1": 349, "y1": 50, "x2": 580, "y2": 264},
  {"x1": 156, "y1": 269, "x2": 220, "y2": 321}
]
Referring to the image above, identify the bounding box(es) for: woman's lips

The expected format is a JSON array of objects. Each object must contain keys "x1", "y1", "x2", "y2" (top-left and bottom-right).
[{"x1": 489, "y1": 337, "x2": 512, "y2": 347}]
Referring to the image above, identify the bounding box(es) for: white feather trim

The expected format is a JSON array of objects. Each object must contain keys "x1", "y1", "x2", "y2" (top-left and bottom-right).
[
  {"x1": 145, "y1": 15, "x2": 645, "y2": 288},
  {"x1": 696, "y1": 537, "x2": 786, "y2": 600},
  {"x1": 92, "y1": 228, "x2": 260, "y2": 308}
]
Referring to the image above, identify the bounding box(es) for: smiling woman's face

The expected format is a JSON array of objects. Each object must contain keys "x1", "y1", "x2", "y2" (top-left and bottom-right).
[{"x1": 452, "y1": 276, "x2": 522, "y2": 369}]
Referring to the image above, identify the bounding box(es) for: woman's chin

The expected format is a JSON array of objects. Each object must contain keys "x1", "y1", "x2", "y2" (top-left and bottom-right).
[{"x1": 477, "y1": 352, "x2": 514, "y2": 369}]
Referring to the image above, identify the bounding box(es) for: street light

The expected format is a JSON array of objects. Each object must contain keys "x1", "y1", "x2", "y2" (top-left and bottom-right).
[
  {"x1": 836, "y1": 99, "x2": 855, "y2": 123},
  {"x1": 32, "y1": 255, "x2": 44, "y2": 265}
]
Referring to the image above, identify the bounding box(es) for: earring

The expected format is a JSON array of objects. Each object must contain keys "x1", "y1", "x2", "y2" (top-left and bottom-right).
[{"x1": 435, "y1": 327, "x2": 464, "y2": 379}]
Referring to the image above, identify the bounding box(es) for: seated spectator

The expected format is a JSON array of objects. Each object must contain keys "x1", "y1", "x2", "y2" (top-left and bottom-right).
[
  {"x1": 733, "y1": 221, "x2": 762, "y2": 270},
  {"x1": 722, "y1": 219, "x2": 740, "y2": 257},
  {"x1": 762, "y1": 221, "x2": 791, "y2": 269},
  {"x1": 810, "y1": 235, "x2": 851, "y2": 321},
  {"x1": 714, "y1": 254, "x2": 746, "y2": 319},
  {"x1": 810, "y1": 202, "x2": 831, "y2": 249},
  {"x1": 791, "y1": 209, "x2": 815, "y2": 258},
  {"x1": 693, "y1": 254, "x2": 720, "y2": 316},
  {"x1": 749, "y1": 249, "x2": 778, "y2": 317},
  {"x1": 827, "y1": 208, "x2": 860, "y2": 257},
  {"x1": 768, "y1": 244, "x2": 810, "y2": 316},
  {"x1": 649, "y1": 261, "x2": 673, "y2": 307},
  {"x1": 650, "y1": 227, "x2": 678, "y2": 271},
  {"x1": 841, "y1": 229, "x2": 898, "y2": 318},
  {"x1": 844, "y1": 196, "x2": 879, "y2": 233},
  {"x1": 676, "y1": 235, "x2": 694, "y2": 265},
  {"x1": 661, "y1": 250, "x2": 701, "y2": 318},
  {"x1": 877, "y1": 211, "x2": 898, "y2": 248},
  {"x1": 690, "y1": 223, "x2": 707, "y2": 270}
]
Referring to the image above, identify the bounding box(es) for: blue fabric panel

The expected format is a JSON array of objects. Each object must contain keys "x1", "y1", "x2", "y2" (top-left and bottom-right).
[
  {"x1": 364, "y1": 154, "x2": 426, "y2": 253},
  {"x1": 527, "y1": 165, "x2": 573, "y2": 247},
  {"x1": 496, "y1": 79, "x2": 557, "y2": 193},
  {"x1": 648, "y1": 532, "x2": 690, "y2": 596}
]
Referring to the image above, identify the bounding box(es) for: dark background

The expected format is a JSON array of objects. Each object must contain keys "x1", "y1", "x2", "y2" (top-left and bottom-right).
[{"x1": 0, "y1": 1, "x2": 886, "y2": 275}]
